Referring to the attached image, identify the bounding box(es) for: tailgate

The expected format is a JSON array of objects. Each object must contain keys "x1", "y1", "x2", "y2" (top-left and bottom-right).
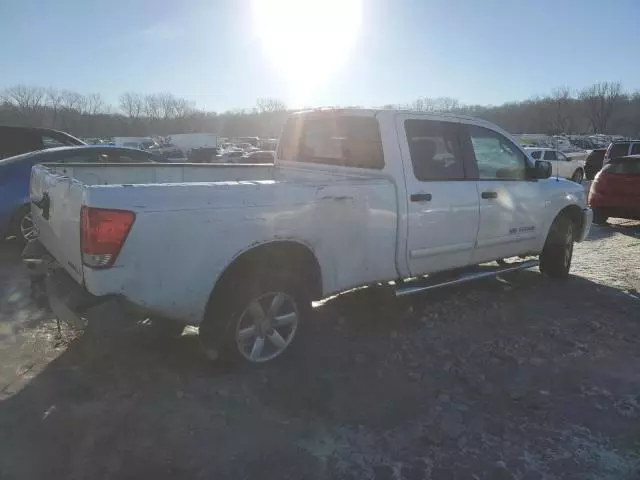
[{"x1": 30, "y1": 164, "x2": 85, "y2": 283}]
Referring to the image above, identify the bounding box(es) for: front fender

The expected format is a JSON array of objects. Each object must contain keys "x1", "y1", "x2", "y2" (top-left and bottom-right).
[{"x1": 536, "y1": 179, "x2": 589, "y2": 250}]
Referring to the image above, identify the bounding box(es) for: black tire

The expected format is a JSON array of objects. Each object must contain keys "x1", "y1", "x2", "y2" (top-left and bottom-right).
[
  {"x1": 10, "y1": 205, "x2": 37, "y2": 244},
  {"x1": 571, "y1": 169, "x2": 584, "y2": 183},
  {"x1": 199, "y1": 267, "x2": 310, "y2": 365},
  {"x1": 592, "y1": 209, "x2": 608, "y2": 225},
  {"x1": 539, "y1": 215, "x2": 575, "y2": 279}
]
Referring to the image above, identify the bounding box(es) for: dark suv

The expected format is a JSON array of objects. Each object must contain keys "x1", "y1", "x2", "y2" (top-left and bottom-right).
[
  {"x1": 0, "y1": 125, "x2": 84, "y2": 160},
  {"x1": 603, "y1": 140, "x2": 640, "y2": 166},
  {"x1": 584, "y1": 148, "x2": 607, "y2": 180}
]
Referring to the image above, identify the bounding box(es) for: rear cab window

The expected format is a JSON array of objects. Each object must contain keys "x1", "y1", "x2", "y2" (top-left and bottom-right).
[
  {"x1": 608, "y1": 142, "x2": 630, "y2": 159},
  {"x1": 529, "y1": 151, "x2": 541, "y2": 159},
  {"x1": 41, "y1": 135, "x2": 69, "y2": 149},
  {"x1": 279, "y1": 114, "x2": 384, "y2": 169},
  {"x1": 604, "y1": 157, "x2": 640, "y2": 174}
]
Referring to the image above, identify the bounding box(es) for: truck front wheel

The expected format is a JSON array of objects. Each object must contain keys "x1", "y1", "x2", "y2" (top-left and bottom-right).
[
  {"x1": 539, "y1": 216, "x2": 574, "y2": 279},
  {"x1": 199, "y1": 269, "x2": 310, "y2": 364}
]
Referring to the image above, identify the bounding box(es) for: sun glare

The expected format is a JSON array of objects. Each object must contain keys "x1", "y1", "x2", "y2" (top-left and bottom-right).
[{"x1": 252, "y1": 0, "x2": 363, "y2": 105}]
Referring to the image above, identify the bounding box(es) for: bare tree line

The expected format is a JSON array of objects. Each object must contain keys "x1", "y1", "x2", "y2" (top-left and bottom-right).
[{"x1": 2, "y1": 82, "x2": 639, "y2": 140}]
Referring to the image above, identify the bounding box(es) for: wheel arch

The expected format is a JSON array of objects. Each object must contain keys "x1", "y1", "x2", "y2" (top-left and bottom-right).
[
  {"x1": 541, "y1": 204, "x2": 584, "y2": 248},
  {"x1": 9, "y1": 203, "x2": 31, "y2": 234},
  {"x1": 204, "y1": 239, "x2": 323, "y2": 322}
]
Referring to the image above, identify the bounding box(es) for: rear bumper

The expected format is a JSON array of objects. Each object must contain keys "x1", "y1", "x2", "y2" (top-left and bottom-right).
[
  {"x1": 22, "y1": 239, "x2": 135, "y2": 327},
  {"x1": 590, "y1": 207, "x2": 640, "y2": 221},
  {"x1": 22, "y1": 239, "x2": 102, "y2": 328}
]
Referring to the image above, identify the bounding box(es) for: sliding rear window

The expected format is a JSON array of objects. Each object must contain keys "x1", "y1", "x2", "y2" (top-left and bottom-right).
[{"x1": 279, "y1": 115, "x2": 384, "y2": 169}]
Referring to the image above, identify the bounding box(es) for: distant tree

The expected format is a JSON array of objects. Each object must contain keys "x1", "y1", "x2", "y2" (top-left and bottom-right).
[
  {"x1": 144, "y1": 94, "x2": 162, "y2": 122},
  {"x1": 85, "y1": 93, "x2": 107, "y2": 115},
  {"x1": 119, "y1": 92, "x2": 144, "y2": 122},
  {"x1": 412, "y1": 96, "x2": 459, "y2": 112},
  {"x1": 45, "y1": 88, "x2": 65, "y2": 128},
  {"x1": 255, "y1": 97, "x2": 287, "y2": 113},
  {"x1": 2, "y1": 85, "x2": 46, "y2": 124},
  {"x1": 545, "y1": 87, "x2": 575, "y2": 133},
  {"x1": 579, "y1": 82, "x2": 622, "y2": 133}
]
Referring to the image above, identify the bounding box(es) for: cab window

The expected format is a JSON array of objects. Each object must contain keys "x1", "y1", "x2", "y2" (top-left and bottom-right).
[
  {"x1": 404, "y1": 119, "x2": 466, "y2": 180},
  {"x1": 468, "y1": 125, "x2": 527, "y2": 180}
]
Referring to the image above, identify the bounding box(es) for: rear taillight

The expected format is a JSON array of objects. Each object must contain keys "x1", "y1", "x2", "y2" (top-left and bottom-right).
[{"x1": 80, "y1": 206, "x2": 135, "y2": 268}]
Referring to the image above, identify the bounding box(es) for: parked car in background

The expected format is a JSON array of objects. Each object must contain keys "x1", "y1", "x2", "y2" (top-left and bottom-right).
[
  {"x1": 584, "y1": 148, "x2": 607, "y2": 180},
  {"x1": 1, "y1": 146, "x2": 163, "y2": 243},
  {"x1": 0, "y1": 125, "x2": 84, "y2": 160},
  {"x1": 168, "y1": 133, "x2": 218, "y2": 158},
  {"x1": 524, "y1": 148, "x2": 585, "y2": 183},
  {"x1": 113, "y1": 137, "x2": 158, "y2": 150},
  {"x1": 27, "y1": 109, "x2": 591, "y2": 365},
  {"x1": 236, "y1": 142, "x2": 256, "y2": 152},
  {"x1": 603, "y1": 140, "x2": 640, "y2": 166},
  {"x1": 243, "y1": 150, "x2": 275, "y2": 163},
  {"x1": 188, "y1": 147, "x2": 219, "y2": 163},
  {"x1": 218, "y1": 149, "x2": 246, "y2": 163},
  {"x1": 588, "y1": 155, "x2": 640, "y2": 224}
]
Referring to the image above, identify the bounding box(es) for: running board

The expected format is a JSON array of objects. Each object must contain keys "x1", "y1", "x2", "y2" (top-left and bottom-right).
[{"x1": 395, "y1": 259, "x2": 539, "y2": 297}]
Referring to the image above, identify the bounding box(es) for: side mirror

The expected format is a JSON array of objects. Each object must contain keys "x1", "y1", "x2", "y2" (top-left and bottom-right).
[{"x1": 534, "y1": 160, "x2": 552, "y2": 179}]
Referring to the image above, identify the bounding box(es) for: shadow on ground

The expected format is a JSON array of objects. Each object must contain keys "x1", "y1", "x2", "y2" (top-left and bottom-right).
[
  {"x1": 1, "y1": 263, "x2": 639, "y2": 479},
  {"x1": 584, "y1": 219, "x2": 640, "y2": 241}
]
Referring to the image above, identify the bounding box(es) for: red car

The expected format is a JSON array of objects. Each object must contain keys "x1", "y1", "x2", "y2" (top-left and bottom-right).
[{"x1": 588, "y1": 155, "x2": 640, "y2": 224}]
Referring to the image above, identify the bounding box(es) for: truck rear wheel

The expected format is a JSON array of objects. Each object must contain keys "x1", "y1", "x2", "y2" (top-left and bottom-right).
[
  {"x1": 10, "y1": 205, "x2": 37, "y2": 244},
  {"x1": 539, "y1": 215, "x2": 574, "y2": 279},
  {"x1": 199, "y1": 268, "x2": 310, "y2": 365}
]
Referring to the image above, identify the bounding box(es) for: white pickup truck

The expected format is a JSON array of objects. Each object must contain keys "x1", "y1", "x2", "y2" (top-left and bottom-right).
[{"x1": 25, "y1": 109, "x2": 592, "y2": 365}]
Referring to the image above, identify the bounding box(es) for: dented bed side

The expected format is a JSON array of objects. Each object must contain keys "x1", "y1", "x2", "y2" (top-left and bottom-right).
[{"x1": 31, "y1": 163, "x2": 399, "y2": 324}]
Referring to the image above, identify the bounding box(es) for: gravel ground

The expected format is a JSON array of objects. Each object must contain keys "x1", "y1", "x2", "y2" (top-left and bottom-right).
[{"x1": 0, "y1": 219, "x2": 639, "y2": 480}]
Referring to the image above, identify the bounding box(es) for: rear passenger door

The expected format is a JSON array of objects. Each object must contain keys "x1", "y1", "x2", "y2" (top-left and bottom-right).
[
  {"x1": 397, "y1": 115, "x2": 480, "y2": 276},
  {"x1": 464, "y1": 125, "x2": 544, "y2": 262}
]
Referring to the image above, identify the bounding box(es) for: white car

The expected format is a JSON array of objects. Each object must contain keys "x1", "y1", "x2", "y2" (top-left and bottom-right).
[
  {"x1": 26, "y1": 109, "x2": 592, "y2": 365},
  {"x1": 525, "y1": 147, "x2": 585, "y2": 183}
]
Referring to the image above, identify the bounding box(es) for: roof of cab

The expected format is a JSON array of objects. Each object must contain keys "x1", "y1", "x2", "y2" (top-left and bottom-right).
[{"x1": 289, "y1": 107, "x2": 506, "y2": 127}]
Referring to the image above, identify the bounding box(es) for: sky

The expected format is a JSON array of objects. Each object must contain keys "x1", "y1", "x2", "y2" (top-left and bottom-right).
[{"x1": 2, "y1": 0, "x2": 639, "y2": 112}]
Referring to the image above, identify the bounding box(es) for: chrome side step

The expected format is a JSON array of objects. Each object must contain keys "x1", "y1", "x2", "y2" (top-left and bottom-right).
[{"x1": 395, "y1": 259, "x2": 539, "y2": 297}]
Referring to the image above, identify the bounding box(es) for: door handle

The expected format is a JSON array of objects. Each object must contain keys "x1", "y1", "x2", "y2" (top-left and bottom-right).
[
  {"x1": 410, "y1": 193, "x2": 432, "y2": 202},
  {"x1": 481, "y1": 191, "x2": 498, "y2": 199}
]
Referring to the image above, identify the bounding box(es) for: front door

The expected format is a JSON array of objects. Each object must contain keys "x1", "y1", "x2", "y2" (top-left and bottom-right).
[
  {"x1": 398, "y1": 115, "x2": 480, "y2": 276},
  {"x1": 464, "y1": 124, "x2": 544, "y2": 263}
]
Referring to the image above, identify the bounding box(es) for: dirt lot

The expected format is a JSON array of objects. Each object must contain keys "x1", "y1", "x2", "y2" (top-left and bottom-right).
[{"x1": 1, "y1": 220, "x2": 639, "y2": 480}]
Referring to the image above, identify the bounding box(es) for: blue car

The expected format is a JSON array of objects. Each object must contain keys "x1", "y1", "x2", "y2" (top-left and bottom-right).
[
  {"x1": 0, "y1": 126, "x2": 84, "y2": 242},
  {"x1": 1, "y1": 140, "x2": 164, "y2": 242}
]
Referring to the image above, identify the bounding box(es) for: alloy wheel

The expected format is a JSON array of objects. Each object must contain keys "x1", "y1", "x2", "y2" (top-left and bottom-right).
[
  {"x1": 20, "y1": 212, "x2": 38, "y2": 241},
  {"x1": 235, "y1": 291, "x2": 299, "y2": 363}
]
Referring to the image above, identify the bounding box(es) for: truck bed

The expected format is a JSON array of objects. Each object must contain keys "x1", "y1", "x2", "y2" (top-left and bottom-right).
[{"x1": 30, "y1": 162, "x2": 399, "y2": 324}]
